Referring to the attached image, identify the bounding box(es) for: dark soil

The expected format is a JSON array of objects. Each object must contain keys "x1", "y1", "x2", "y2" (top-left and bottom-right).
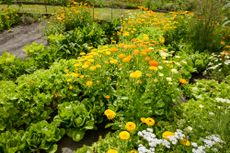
[
  {"x1": 57, "y1": 128, "x2": 111, "y2": 153},
  {"x1": 0, "y1": 22, "x2": 47, "y2": 58}
]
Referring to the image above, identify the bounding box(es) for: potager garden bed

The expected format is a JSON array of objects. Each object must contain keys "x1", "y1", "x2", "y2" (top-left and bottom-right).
[{"x1": 0, "y1": 1, "x2": 230, "y2": 153}]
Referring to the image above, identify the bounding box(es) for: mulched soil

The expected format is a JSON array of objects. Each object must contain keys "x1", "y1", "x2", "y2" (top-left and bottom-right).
[{"x1": 0, "y1": 22, "x2": 47, "y2": 58}]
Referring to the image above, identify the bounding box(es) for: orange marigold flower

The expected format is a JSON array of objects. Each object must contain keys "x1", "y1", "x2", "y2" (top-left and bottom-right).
[
  {"x1": 149, "y1": 60, "x2": 158, "y2": 67},
  {"x1": 110, "y1": 47, "x2": 118, "y2": 52},
  {"x1": 118, "y1": 53, "x2": 126, "y2": 59},
  {"x1": 133, "y1": 50, "x2": 139, "y2": 55},
  {"x1": 145, "y1": 56, "x2": 151, "y2": 61}
]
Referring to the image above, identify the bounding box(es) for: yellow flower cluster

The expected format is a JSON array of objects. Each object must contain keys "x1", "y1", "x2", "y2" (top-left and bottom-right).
[{"x1": 141, "y1": 117, "x2": 155, "y2": 126}]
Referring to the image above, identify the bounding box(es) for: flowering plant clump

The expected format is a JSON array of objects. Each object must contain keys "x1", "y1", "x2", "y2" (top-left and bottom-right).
[{"x1": 137, "y1": 128, "x2": 224, "y2": 153}]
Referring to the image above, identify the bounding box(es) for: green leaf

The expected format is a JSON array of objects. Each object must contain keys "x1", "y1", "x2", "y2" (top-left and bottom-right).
[
  {"x1": 67, "y1": 129, "x2": 85, "y2": 142},
  {"x1": 155, "y1": 101, "x2": 165, "y2": 108},
  {"x1": 47, "y1": 144, "x2": 58, "y2": 153},
  {"x1": 155, "y1": 109, "x2": 164, "y2": 115}
]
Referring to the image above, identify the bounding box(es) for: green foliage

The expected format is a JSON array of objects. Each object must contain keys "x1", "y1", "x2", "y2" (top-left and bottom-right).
[
  {"x1": 179, "y1": 78, "x2": 230, "y2": 151},
  {"x1": 164, "y1": 15, "x2": 190, "y2": 51},
  {"x1": 75, "y1": 133, "x2": 132, "y2": 153},
  {"x1": 54, "y1": 102, "x2": 95, "y2": 141},
  {"x1": 188, "y1": 0, "x2": 225, "y2": 52},
  {"x1": 0, "y1": 130, "x2": 26, "y2": 153},
  {"x1": 24, "y1": 121, "x2": 65, "y2": 153},
  {"x1": 0, "y1": 8, "x2": 20, "y2": 31},
  {"x1": 204, "y1": 53, "x2": 230, "y2": 81},
  {"x1": 45, "y1": 7, "x2": 92, "y2": 36},
  {"x1": 144, "y1": 0, "x2": 193, "y2": 11},
  {"x1": 0, "y1": 121, "x2": 65, "y2": 153},
  {"x1": 0, "y1": 52, "x2": 37, "y2": 80},
  {"x1": 53, "y1": 22, "x2": 107, "y2": 58}
]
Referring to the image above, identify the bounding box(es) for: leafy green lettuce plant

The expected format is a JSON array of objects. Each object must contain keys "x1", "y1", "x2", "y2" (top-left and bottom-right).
[{"x1": 53, "y1": 102, "x2": 95, "y2": 142}]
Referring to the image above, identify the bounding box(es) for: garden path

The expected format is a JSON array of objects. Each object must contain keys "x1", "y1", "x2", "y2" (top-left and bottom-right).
[{"x1": 0, "y1": 22, "x2": 47, "y2": 58}]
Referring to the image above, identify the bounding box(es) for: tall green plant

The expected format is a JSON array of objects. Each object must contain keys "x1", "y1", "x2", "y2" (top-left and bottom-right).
[{"x1": 188, "y1": 0, "x2": 225, "y2": 52}]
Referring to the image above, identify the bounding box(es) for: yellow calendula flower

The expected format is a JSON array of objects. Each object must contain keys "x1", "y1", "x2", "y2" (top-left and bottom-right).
[
  {"x1": 86, "y1": 81, "x2": 93, "y2": 87},
  {"x1": 146, "y1": 73, "x2": 152, "y2": 77},
  {"x1": 105, "y1": 51, "x2": 111, "y2": 55},
  {"x1": 107, "y1": 149, "x2": 118, "y2": 153},
  {"x1": 80, "y1": 52, "x2": 86, "y2": 56},
  {"x1": 129, "y1": 149, "x2": 138, "y2": 153},
  {"x1": 159, "y1": 36, "x2": 165, "y2": 44},
  {"x1": 125, "y1": 122, "x2": 136, "y2": 132},
  {"x1": 80, "y1": 75, "x2": 84, "y2": 79},
  {"x1": 119, "y1": 131, "x2": 130, "y2": 140},
  {"x1": 89, "y1": 66, "x2": 97, "y2": 71},
  {"x1": 123, "y1": 31, "x2": 130, "y2": 37},
  {"x1": 162, "y1": 131, "x2": 175, "y2": 140},
  {"x1": 130, "y1": 70, "x2": 142, "y2": 79},
  {"x1": 180, "y1": 138, "x2": 191, "y2": 146},
  {"x1": 110, "y1": 47, "x2": 118, "y2": 52},
  {"x1": 104, "y1": 95, "x2": 111, "y2": 99},
  {"x1": 140, "y1": 117, "x2": 146, "y2": 123},
  {"x1": 118, "y1": 53, "x2": 126, "y2": 59},
  {"x1": 122, "y1": 55, "x2": 132, "y2": 63},
  {"x1": 149, "y1": 66, "x2": 158, "y2": 71},
  {"x1": 69, "y1": 85, "x2": 73, "y2": 90},
  {"x1": 179, "y1": 78, "x2": 188, "y2": 85},
  {"x1": 110, "y1": 59, "x2": 118, "y2": 64},
  {"x1": 104, "y1": 109, "x2": 116, "y2": 120},
  {"x1": 95, "y1": 64, "x2": 101, "y2": 68},
  {"x1": 145, "y1": 117, "x2": 155, "y2": 126}
]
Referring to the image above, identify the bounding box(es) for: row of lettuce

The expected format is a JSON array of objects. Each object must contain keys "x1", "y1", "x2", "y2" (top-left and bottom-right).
[{"x1": 0, "y1": 5, "x2": 230, "y2": 153}]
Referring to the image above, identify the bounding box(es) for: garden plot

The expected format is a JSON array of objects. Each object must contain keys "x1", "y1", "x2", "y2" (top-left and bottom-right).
[{"x1": 0, "y1": 1, "x2": 229, "y2": 153}]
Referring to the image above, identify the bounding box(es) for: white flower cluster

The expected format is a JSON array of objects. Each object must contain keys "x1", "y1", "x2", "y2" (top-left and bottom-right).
[
  {"x1": 192, "y1": 135, "x2": 224, "y2": 153},
  {"x1": 137, "y1": 129, "x2": 188, "y2": 153},
  {"x1": 168, "y1": 129, "x2": 185, "y2": 145},
  {"x1": 138, "y1": 127, "x2": 224, "y2": 153},
  {"x1": 206, "y1": 53, "x2": 230, "y2": 72},
  {"x1": 215, "y1": 97, "x2": 230, "y2": 104},
  {"x1": 137, "y1": 128, "x2": 170, "y2": 153}
]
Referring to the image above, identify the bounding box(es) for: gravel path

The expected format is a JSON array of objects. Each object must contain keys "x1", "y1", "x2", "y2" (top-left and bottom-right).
[{"x1": 0, "y1": 22, "x2": 47, "y2": 58}]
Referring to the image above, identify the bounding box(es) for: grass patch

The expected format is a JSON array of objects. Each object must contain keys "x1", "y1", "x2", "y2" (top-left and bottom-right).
[{"x1": 0, "y1": 4, "x2": 140, "y2": 20}]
